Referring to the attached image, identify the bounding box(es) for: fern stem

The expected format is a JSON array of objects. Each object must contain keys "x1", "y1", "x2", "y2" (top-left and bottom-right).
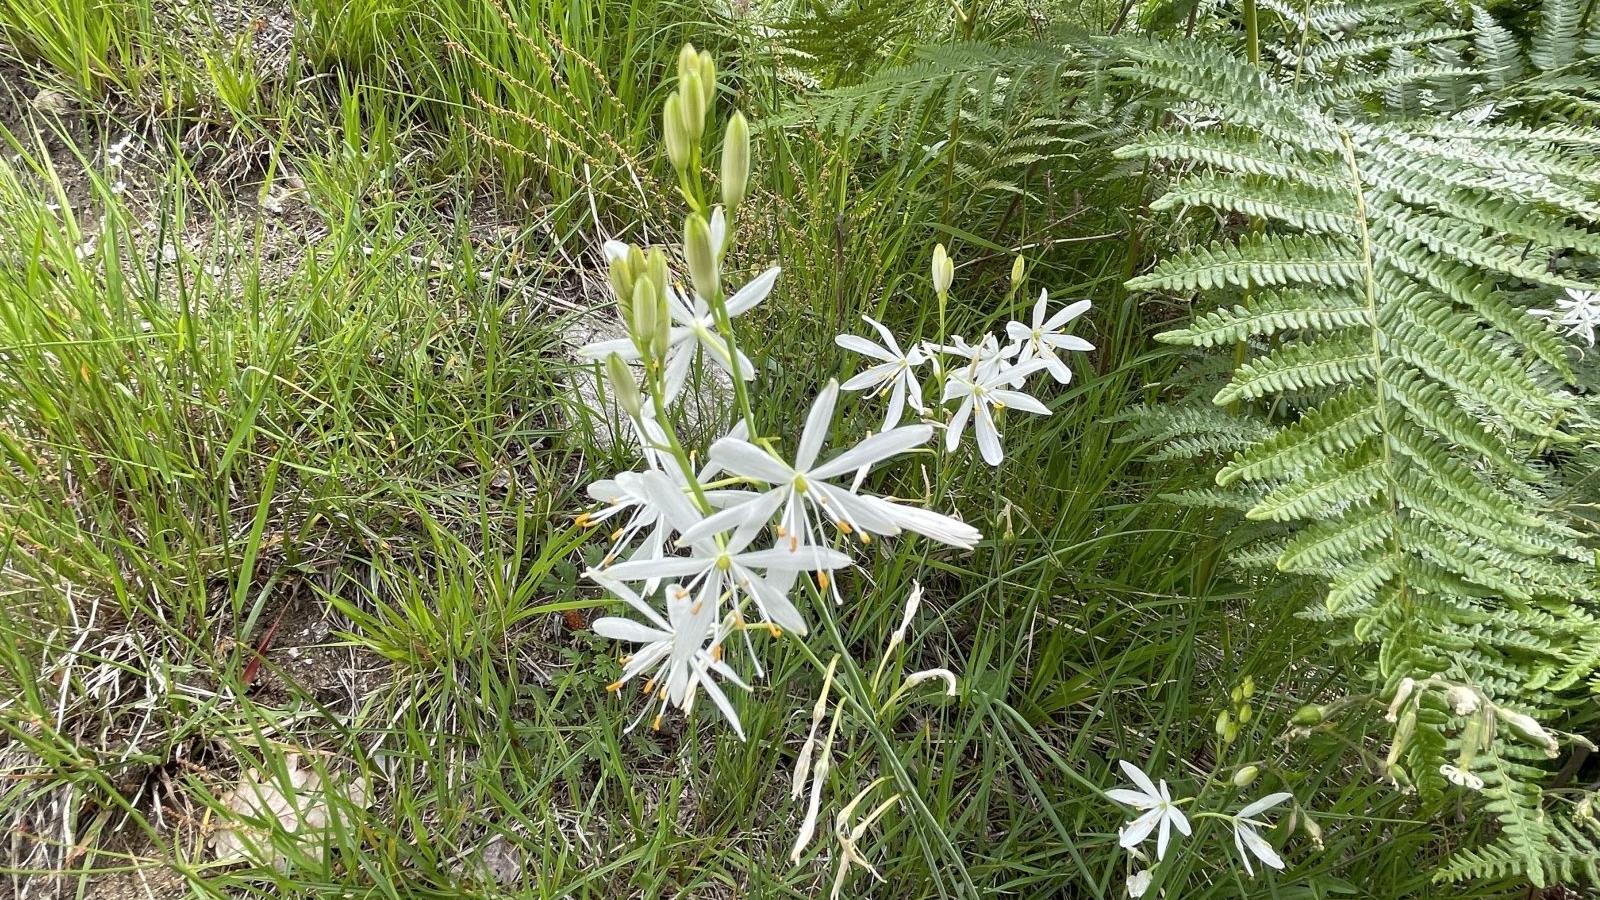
[
  {"x1": 1339, "y1": 130, "x2": 1411, "y2": 665},
  {"x1": 1242, "y1": 0, "x2": 1261, "y2": 66}
]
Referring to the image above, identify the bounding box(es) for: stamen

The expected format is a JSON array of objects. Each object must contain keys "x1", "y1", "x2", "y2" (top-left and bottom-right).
[
  {"x1": 860, "y1": 533, "x2": 873, "y2": 545},
  {"x1": 768, "y1": 624, "x2": 782, "y2": 638},
  {"x1": 652, "y1": 713, "x2": 663, "y2": 731},
  {"x1": 816, "y1": 571, "x2": 830, "y2": 591},
  {"x1": 606, "y1": 680, "x2": 624, "y2": 692},
  {"x1": 712, "y1": 644, "x2": 724, "y2": 662},
  {"x1": 643, "y1": 677, "x2": 656, "y2": 694},
  {"x1": 837, "y1": 521, "x2": 854, "y2": 534}
]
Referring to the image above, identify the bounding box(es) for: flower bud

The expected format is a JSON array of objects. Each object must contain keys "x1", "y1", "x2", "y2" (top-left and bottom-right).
[
  {"x1": 1237, "y1": 703, "x2": 1253, "y2": 725},
  {"x1": 685, "y1": 212, "x2": 719, "y2": 300},
  {"x1": 608, "y1": 253, "x2": 636, "y2": 309},
  {"x1": 1499, "y1": 708, "x2": 1559, "y2": 757},
  {"x1": 1232, "y1": 765, "x2": 1259, "y2": 787},
  {"x1": 644, "y1": 248, "x2": 670, "y2": 304},
  {"x1": 680, "y1": 71, "x2": 706, "y2": 143},
  {"x1": 604, "y1": 354, "x2": 643, "y2": 418},
  {"x1": 1242, "y1": 676, "x2": 1255, "y2": 699},
  {"x1": 678, "y1": 43, "x2": 700, "y2": 82},
  {"x1": 630, "y1": 277, "x2": 658, "y2": 356},
  {"x1": 931, "y1": 243, "x2": 953, "y2": 295},
  {"x1": 698, "y1": 53, "x2": 717, "y2": 119},
  {"x1": 1291, "y1": 704, "x2": 1325, "y2": 726},
  {"x1": 1215, "y1": 710, "x2": 1231, "y2": 737},
  {"x1": 721, "y1": 112, "x2": 750, "y2": 211},
  {"x1": 664, "y1": 93, "x2": 690, "y2": 171}
]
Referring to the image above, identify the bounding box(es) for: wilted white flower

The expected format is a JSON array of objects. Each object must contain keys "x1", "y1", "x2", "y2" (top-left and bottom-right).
[
  {"x1": 1005, "y1": 291, "x2": 1093, "y2": 384},
  {"x1": 1127, "y1": 869, "x2": 1153, "y2": 898},
  {"x1": 1107, "y1": 760, "x2": 1192, "y2": 861},
  {"x1": 836, "y1": 316, "x2": 927, "y2": 430},
  {"x1": 1231, "y1": 791, "x2": 1293, "y2": 876},
  {"x1": 1530, "y1": 288, "x2": 1600, "y2": 347},
  {"x1": 1439, "y1": 764, "x2": 1485, "y2": 791}
]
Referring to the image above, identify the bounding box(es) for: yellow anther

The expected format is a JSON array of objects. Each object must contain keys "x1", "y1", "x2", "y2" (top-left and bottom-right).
[
  {"x1": 768, "y1": 624, "x2": 782, "y2": 638},
  {"x1": 816, "y1": 571, "x2": 830, "y2": 591},
  {"x1": 860, "y1": 533, "x2": 873, "y2": 545},
  {"x1": 712, "y1": 644, "x2": 724, "y2": 662},
  {"x1": 691, "y1": 600, "x2": 703, "y2": 615},
  {"x1": 837, "y1": 521, "x2": 854, "y2": 534},
  {"x1": 643, "y1": 677, "x2": 656, "y2": 694},
  {"x1": 652, "y1": 714, "x2": 663, "y2": 731},
  {"x1": 606, "y1": 680, "x2": 625, "y2": 692}
]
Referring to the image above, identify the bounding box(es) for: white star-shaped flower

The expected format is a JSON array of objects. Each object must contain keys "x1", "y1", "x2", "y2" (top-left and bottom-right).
[
  {"x1": 1005, "y1": 290, "x2": 1094, "y2": 384},
  {"x1": 1231, "y1": 791, "x2": 1293, "y2": 876},
  {"x1": 690, "y1": 381, "x2": 981, "y2": 553},
  {"x1": 1530, "y1": 288, "x2": 1600, "y2": 347},
  {"x1": 836, "y1": 316, "x2": 927, "y2": 430},
  {"x1": 942, "y1": 358, "x2": 1051, "y2": 466},
  {"x1": 1107, "y1": 760, "x2": 1192, "y2": 861}
]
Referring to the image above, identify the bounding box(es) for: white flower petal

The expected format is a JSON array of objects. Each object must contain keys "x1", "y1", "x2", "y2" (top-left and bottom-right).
[{"x1": 591, "y1": 617, "x2": 669, "y2": 644}]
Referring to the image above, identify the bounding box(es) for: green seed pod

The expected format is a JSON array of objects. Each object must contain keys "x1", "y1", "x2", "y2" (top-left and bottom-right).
[
  {"x1": 1499, "y1": 708, "x2": 1559, "y2": 757},
  {"x1": 721, "y1": 111, "x2": 750, "y2": 212},
  {"x1": 1232, "y1": 765, "x2": 1260, "y2": 788},
  {"x1": 680, "y1": 72, "x2": 706, "y2": 144},
  {"x1": 664, "y1": 93, "x2": 690, "y2": 172},
  {"x1": 685, "y1": 212, "x2": 719, "y2": 300},
  {"x1": 604, "y1": 353, "x2": 643, "y2": 418},
  {"x1": 1291, "y1": 704, "x2": 1325, "y2": 726},
  {"x1": 1386, "y1": 708, "x2": 1417, "y2": 767}
]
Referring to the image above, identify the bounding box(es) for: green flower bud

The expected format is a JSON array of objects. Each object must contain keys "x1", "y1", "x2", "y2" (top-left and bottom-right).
[
  {"x1": 680, "y1": 71, "x2": 706, "y2": 144},
  {"x1": 1010, "y1": 254, "x2": 1025, "y2": 290},
  {"x1": 931, "y1": 243, "x2": 953, "y2": 296},
  {"x1": 1215, "y1": 710, "x2": 1231, "y2": 737},
  {"x1": 721, "y1": 111, "x2": 750, "y2": 211},
  {"x1": 698, "y1": 52, "x2": 716, "y2": 118},
  {"x1": 604, "y1": 353, "x2": 643, "y2": 418},
  {"x1": 664, "y1": 93, "x2": 690, "y2": 172},
  {"x1": 608, "y1": 254, "x2": 636, "y2": 310},
  {"x1": 1230, "y1": 686, "x2": 1242, "y2": 703},
  {"x1": 1242, "y1": 676, "x2": 1255, "y2": 699},
  {"x1": 1237, "y1": 703, "x2": 1253, "y2": 725},
  {"x1": 1232, "y1": 765, "x2": 1260, "y2": 788},
  {"x1": 1291, "y1": 704, "x2": 1326, "y2": 726},
  {"x1": 678, "y1": 43, "x2": 700, "y2": 82},
  {"x1": 644, "y1": 248, "x2": 669, "y2": 302},
  {"x1": 630, "y1": 277, "x2": 658, "y2": 357},
  {"x1": 685, "y1": 212, "x2": 719, "y2": 300}
]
